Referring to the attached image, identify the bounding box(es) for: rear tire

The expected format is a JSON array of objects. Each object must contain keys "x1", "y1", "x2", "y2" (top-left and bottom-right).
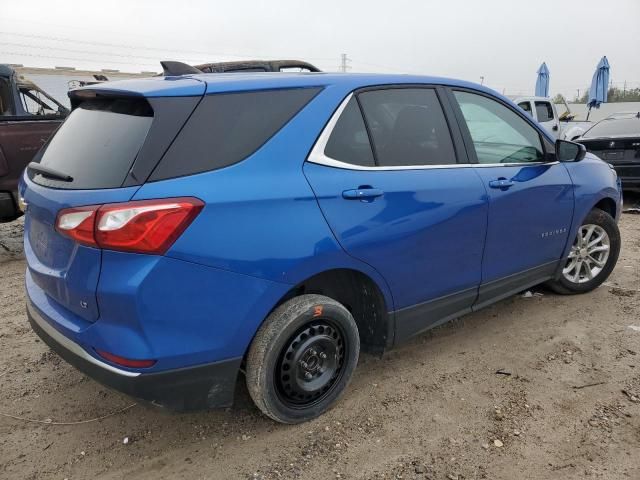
[
  {"x1": 546, "y1": 208, "x2": 620, "y2": 295},
  {"x1": 245, "y1": 294, "x2": 360, "y2": 424}
]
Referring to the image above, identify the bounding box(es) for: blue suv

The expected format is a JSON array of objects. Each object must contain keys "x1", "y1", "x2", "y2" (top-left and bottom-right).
[{"x1": 21, "y1": 73, "x2": 622, "y2": 423}]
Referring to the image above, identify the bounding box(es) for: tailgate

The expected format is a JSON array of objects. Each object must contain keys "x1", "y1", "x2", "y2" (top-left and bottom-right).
[
  {"x1": 23, "y1": 183, "x2": 139, "y2": 322},
  {"x1": 22, "y1": 84, "x2": 204, "y2": 323}
]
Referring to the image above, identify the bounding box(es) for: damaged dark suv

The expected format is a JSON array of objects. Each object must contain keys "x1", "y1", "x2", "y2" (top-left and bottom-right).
[{"x1": 0, "y1": 64, "x2": 68, "y2": 222}]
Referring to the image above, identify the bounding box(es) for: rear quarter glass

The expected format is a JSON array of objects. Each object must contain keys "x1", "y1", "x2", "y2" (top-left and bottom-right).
[
  {"x1": 30, "y1": 98, "x2": 153, "y2": 190},
  {"x1": 149, "y1": 87, "x2": 322, "y2": 181}
]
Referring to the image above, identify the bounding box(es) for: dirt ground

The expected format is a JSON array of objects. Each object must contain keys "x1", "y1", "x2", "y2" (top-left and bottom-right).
[{"x1": 1, "y1": 204, "x2": 639, "y2": 480}]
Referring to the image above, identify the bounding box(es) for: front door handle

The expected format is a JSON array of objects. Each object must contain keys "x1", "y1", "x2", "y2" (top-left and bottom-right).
[
  {"x1": 342, "y1": 187, "x2": 384, "y2": 201},
  {"x1": 488, "y1": 178, "x2": 514, "y2": 190}
]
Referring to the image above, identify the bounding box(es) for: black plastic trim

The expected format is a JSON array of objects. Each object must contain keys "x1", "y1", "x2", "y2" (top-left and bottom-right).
[
  {"x1": 393, "y1": 287, "x2": 477, "y2": 344},
  {"x1": 391, "y1": 260, "x2": 561, "y2": 347},
  {"x1": 474, "y1": 261, "x2": 558, "y2": 310},
  {"x1": 28, "y1": 302, "x2": 242, "y2": 411}
]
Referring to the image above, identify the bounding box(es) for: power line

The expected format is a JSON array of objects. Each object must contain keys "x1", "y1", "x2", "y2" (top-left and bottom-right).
[
  {"x1": 0, "y1": 31, "x2": 336, "y2": 64},
  {"x1": 0, "y1": 41, "x2": 174, "y2": 63},
  {"x1": 0, "y1": 49, "x2": 159, "y2": 68}
]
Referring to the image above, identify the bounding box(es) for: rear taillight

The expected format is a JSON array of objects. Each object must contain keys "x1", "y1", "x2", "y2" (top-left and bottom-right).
[
  {"x1": 56, "y1": 205, "x2": 98, "y2": 246},
  {"x1": 95, "y1": 349, "x2": 157, "y2": 369},
  {"x1": 55, "y1": 197, "x2": 204, "y2": 254}
]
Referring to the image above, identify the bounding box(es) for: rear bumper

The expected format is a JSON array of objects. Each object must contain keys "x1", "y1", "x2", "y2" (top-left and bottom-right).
[{"x1": 27, "y1": 298, "x2": 242, "y2": 411}]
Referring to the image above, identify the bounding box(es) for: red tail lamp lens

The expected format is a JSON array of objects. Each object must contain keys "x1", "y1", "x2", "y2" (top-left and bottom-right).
[
  {"x1": 55, "y1": 205, "x2": 99, "y2": 247},
  {"x1": 56, "y1": 197, "x2": 204, "y2": 254},
  {"x1": 95, "y1": 349, "x2": 157, "y2": 369}
]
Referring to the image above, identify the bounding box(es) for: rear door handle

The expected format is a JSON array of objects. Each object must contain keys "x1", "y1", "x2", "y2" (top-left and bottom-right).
[
  {"x1": 342, "y1": 188, "x2": 384, "y2": 200},
  {"x1": 488, "y1": 179, "x2": 514, "y2": 189}
]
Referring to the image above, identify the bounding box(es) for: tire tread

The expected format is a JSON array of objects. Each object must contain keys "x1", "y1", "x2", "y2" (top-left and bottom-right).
[{"x1": 245, "y1": 294, "x2": 359, "y2": 423}]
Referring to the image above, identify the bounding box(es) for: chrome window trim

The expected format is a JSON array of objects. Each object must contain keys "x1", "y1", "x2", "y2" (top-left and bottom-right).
[
  {"x1": 28, "y1": 301, "x2": 141, "y2": 378},
  {"x1": 307, "y1": 93, "x2": 557, "y2": 171}
]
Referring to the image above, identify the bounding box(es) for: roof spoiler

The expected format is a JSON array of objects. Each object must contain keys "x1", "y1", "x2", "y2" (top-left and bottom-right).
[
  {"x1": 160, "y1": 61, "x2": 202, "y2": 76},
  {"x1": 68, "y1": 87, "x2": 144, "y2": 109}
]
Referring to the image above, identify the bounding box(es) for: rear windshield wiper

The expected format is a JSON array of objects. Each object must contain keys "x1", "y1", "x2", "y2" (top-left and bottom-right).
[{"x1": 27, "y1": 162, "x2": 74, "y2": 182}]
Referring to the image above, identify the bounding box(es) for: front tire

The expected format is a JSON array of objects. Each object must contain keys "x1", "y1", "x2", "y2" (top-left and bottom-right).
[
  {"x1": 547, "y1": 208, "x2": 620, "y2": 295},
  {"x1": 245, "y1": 294, "x2": 360, "y2": 424}
]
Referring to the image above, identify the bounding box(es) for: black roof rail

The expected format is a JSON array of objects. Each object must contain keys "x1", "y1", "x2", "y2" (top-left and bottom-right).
[
  {"x1": 195, "y1": 59, "x2": 321, "y2": 73},
  {"x1": 160, "y1": 61, "x2": 202, "y2": 76}
]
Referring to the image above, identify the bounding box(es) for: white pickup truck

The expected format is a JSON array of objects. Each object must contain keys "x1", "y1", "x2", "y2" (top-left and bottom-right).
[{"x1": 511, "y1": 96, "x2": 591, "y2": 141}]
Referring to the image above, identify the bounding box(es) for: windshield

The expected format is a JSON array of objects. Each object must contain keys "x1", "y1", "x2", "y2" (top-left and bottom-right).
[{"x1": 583, "y1": 118, "x2": 640, "y2": 139}]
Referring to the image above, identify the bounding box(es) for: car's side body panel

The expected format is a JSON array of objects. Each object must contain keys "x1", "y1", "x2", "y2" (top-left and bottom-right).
[
  {"x1": 302, "y1": 164, "x2": 488, "y2": 309},
  {"x1": 303, "y1": 162, "x2": 488, "y2": 340},
  {"x1": 471, "y1": 163, "x2": 574, "y2": 284}
]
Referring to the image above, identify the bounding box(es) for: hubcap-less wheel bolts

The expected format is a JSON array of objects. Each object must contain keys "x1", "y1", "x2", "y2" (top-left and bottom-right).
[{"x1": 277, "y1": 321, "x2": 345, "y2": 407}]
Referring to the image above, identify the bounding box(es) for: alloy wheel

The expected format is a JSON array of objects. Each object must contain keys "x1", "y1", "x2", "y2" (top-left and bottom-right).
[{"x1": 562, "y1": 224, "x2": 610, "y2": 284}]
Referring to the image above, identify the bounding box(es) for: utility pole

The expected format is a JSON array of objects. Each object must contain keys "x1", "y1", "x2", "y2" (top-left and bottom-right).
[
  {"x1": 339, "y1": 53, "x2": 351, "y2": 73},
  {"x1": 576, "y1": 89, "x2": 580, "y2": 101},
  {"x1": 623, "y1": 80, "x2": 627, "y2": 99}
]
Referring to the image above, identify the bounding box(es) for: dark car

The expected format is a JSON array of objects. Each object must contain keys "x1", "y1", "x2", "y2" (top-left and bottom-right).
[
  {"x1": 578, "y1": 112, "x2": 640, "y2": 192},
  {"x1": 0, "y1": 64, "x2": 69, "y2": 222}
]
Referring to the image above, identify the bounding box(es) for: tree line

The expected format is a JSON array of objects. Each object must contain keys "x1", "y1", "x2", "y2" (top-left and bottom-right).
[{"x1": 552, "y1": 86, "x2": 640, "y2": 104}]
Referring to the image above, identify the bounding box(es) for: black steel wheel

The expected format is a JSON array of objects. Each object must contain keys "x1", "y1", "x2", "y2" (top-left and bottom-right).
[
  {"x1": 275, "y1": 319, "x2": 346, "y2": 408},
  {"x1": 245, "y1": 294, "x2": 359, "y2": 424}
]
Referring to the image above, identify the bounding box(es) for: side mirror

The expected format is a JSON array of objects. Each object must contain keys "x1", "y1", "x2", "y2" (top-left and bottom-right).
[{"x1": 556, "y1": 139, "x2": 586, "y2": 162}]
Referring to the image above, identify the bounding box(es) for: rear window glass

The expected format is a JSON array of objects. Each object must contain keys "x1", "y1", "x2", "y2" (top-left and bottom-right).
[
  {"x1": 31, "y1": 98, "x2": 153, "y2": 189},
  {"x1": 583, "y1": 118, "x2": 640, "y2": 138},
  {"x1": 151, "y1": 88, "x2": 321, "y2": 181}
]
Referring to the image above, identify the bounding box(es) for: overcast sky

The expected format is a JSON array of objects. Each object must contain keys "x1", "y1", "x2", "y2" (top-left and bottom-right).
[{"x1": 1, "y1": 0, "x2": 638, "y2": 99}]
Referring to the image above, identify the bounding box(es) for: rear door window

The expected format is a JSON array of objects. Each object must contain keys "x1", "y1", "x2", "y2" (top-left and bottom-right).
[
  {"x1": 324, "y1": 97, "x2": 375, "y2": 167},
  {"x1": 151, "y1": 88, "x2": 321, "y2": 180},
  {"x1": 357, "y1": 88, "x2": 457, "y2": 167},
  {"x1": 31, "y1": 98, "x2": 153, "y2": 189},
  {"x1": 535, "y1": 101, "x2": 554, "y2": 122}
]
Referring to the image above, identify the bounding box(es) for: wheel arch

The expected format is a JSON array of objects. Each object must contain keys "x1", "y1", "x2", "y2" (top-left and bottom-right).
[
  {"x1": 555, "y1": 192, "x2": 620, "y2": 281},
  {"x1": 259, "y1": 268, "x2": 394, "y2": 355},
  {"x1": 592, "y1": 196, "x2": 617, "y2": 219}
]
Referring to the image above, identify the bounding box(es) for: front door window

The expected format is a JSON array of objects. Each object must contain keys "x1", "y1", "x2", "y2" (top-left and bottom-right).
[{"x1": 454, "y1": 91, "x2": 544, "y2": 164}]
